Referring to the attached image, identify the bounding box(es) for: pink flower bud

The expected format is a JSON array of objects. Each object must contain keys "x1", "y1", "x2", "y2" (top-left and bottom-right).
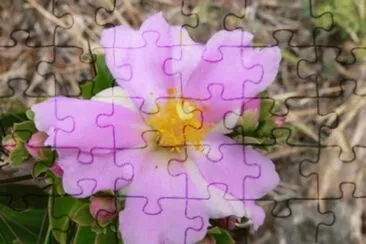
[
  {"x1": 2, "y1": 137, "x2": 17, "y2": 152},
  {"x1": 26, "y1": 131, "x2": 48, "y2": 159},
  {"x1": 243, "y1": 98, "x2": 260, "y2": 120},
  {"x1": 274, "y1": 116, "x2": 286, "y2": 127},
  {"x1": 217, "y1": 215, "x2": 238, "y2": 230},
  {"x1": 89, "y1": 196, "x2": 117, "y2": 223},
  {"x1": 50, "y1": 163, "x2": 64, "y2": 178}
]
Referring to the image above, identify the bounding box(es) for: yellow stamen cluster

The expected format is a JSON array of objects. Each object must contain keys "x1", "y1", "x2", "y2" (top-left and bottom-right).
[{"x1": 147, "y1": 90, "x2": 210, "y2": 152}]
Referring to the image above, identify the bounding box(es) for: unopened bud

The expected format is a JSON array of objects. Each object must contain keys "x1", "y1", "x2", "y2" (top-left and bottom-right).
[
  {"x1": 243, "y1": 98, "x2": 260, "y2": 121},
  {"x1": 89, "y1": 196, "x2": 117, "y2": 223},
  {"x1": 3, "y1": 137, "x2": 17, "y2": 152},
  {"x1": 26, "y1": 132, "x2": 48, "y2": 159},
  {"x1": 50, "y1": 163, "x2": 63, "y2": 178},
  {"x1": 218, "y1": 215, "x2": 238, "y2": 230},
  {"x1": 274, "y1": 116, "x2": 286, "y2": 127}
]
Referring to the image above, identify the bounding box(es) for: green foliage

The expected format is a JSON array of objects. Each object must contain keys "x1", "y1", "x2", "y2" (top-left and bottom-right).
[
  {"x1": 0, "y1": 184, "x2": 48, "y2": 243},
  {"x1": 207, "y1": 227, "x2": 235, "y2": 244},
  {"x1": 8, "y1": 141, "x2": 30, "y2": 166},
  {"x1": 80, "y1": 55, "x2": 115, "y2": 99},
  {"x1": 47, "y1": 175, "x2": 121, "y2": 244},
  {"x1": 12, "y1": 121, "x2": 37, "y2": 143},
  {"x1": 0, "y1": 112, "x2": 27, "y2": 139},
  {"x1": 0, "y1": 204, "x2": 47, "y2": 244},
  {"x1": 312, "y1": 0, "x2": 362, "y2": 41},
  {"x1": 0, "y1": 184, "x2": 47, "y2": 210},
  {"x1": 4, "y1": 121, "x2": 38, "y2": 166},
  {"x1": 228, "y1": 97, "x2": 287, "y2": 146}
]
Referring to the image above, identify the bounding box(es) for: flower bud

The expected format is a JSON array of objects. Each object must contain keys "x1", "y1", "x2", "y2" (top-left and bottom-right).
[
  {"x1": 50, "y1": 163, "x2": 64, "y2": 178},
  {"x1": 217, "y1": 215, "x2": 238, "y2": 230},
  {"x1": 2, "y1": 137, "x2": 17, "y2": 153},
  {"x1": 241, "y1": 99, "x2": 260, "y2": 127},
  {"x1": 26, "y1": 131, "x2": 48, "y2": 159},
  {"x1": 243, "y1": 98, "x2": 260, "y2": 120},
  {"x1": 89, "y1": 195, "x2": 117, "y2": 223},
  {"x1": 274, "y1": 116, "x2": 286, "y2": 127}
]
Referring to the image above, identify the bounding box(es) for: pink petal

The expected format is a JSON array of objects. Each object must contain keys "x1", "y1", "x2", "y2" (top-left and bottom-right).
[
  {"x1": 182, "y1": 30, "x2": 280, "y2": 125},
  {"x1": 189, "y1": 133, "x2": 280, "y2": 228},
  {"x1": 59, "y1": 148, "x2": 144, "y2": 198},
  {"x1": 31, "y1": 97, "x2": 146, "y2": 157},
  {"x1": 101, "y1": 12, "x2": 196, "y2": 112},
  {"x1": 122, "y1": 151, "x2": 187, "y2": 204},
  {"x1": 119, "y1": 198, "x2": 208, "y2": 244},
  {"x1": 118, "y1": 150, "x2": 209, "y2": 243}
]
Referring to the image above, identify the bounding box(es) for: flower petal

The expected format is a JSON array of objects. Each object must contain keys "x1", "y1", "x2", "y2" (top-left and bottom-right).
[
  {"x1": 118, "y1": 150, "x2": 209, "y2": 243},
  {"x1": 182, "y1": 30, "x2": 280, "y2": 125},
  {"x1": 119, "y1": 197, "x2": 207, "y2": 244},
  {"x1": 190, "y1": 133, "x2": 280, "y2": 228},
  {"x1": 31, "y1": 97, "x2": 146, "y2": 155},
  {"x1": 59, "y1": 149, "x2": 145, "y2": 198},
  {"x1": 101, "y1": 12, "x2": 196, "y2": 111},
  {"x1": 122, "y1": 150, "x2": 187, "y2": 202}
]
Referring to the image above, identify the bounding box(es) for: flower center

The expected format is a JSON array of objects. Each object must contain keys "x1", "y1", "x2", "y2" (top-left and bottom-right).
[{"x1": 147, "y1": 90, "x2": 211, "y2": 152}]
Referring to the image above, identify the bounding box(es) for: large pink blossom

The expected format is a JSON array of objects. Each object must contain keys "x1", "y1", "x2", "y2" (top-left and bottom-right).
[{"x1": 32, "y1": 12, "x2": 281, "y2": 244}]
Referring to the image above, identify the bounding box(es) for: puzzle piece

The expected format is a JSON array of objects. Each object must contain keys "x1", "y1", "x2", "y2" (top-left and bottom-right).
[{"x1": 3, "y1": 0, "x2": 366, "y2": 243}]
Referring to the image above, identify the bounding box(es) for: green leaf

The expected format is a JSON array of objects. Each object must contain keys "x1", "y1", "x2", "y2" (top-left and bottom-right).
[
  {"x1": 72, "y1": 204, "x2": 94, "y2": 226},
  {"x1": 0, "y1": 204, "x2": 47, "y2": 244},
  {"x1": 9, "y1": 142, "x2": 30, "y2": 166},
  {"x1": 73, "y1": 226, "x2": 96, "y2": 244},
  {"x1": 95, "y1": 227, "x2": 119, "y2": 244},
  {"x1": 0, "y1": 112, "x2": 27, "y2": 138},
  {"x1": 81, "y1": 55, "x2": 115, "y2": 99},
  {"x1": 208, "y1": 227, "x2": 235, "y2": 244},
  {"x1": 0, "y1": 184, "x2": 47, "y2": 210},
  {"x1": 25, "y1": 110, "x2": 35, "y2": 120},
  {"x1": 207, "y1": 226, "x2": 222, "y2": 235},
  {"x1": 48, "y1": 180, "x2": 87, "y2": 243},
  {"x1": 38, "y1": 148, "x2": 57, "y2": 165},
  {"x1": 259, "y1": 99, "x2": 274, "y2": 122},
  {"x1": 13, "y1": 121, "x2": 36, "y2": 143},
  {"x1": 32, "y1": 162, "x2": 49, "y2": 177}
]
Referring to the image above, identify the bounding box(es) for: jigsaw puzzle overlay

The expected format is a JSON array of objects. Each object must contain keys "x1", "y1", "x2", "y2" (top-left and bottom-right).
[{"x1": 1, "y1": 0, "x2": 366, "y2": 243}]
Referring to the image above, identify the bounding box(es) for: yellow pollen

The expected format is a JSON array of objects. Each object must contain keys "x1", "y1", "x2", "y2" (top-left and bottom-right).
[{"x1": 147, "y1": 95, "x2": 211, "y2": 152}]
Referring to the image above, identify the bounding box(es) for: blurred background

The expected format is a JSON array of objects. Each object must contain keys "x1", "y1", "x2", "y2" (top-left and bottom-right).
[{"x1": 0, "y1": 0, "x2": 366, "y2": 243}]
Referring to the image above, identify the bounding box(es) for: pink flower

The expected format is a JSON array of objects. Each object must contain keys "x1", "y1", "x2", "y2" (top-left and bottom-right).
[
  {"x1": 26, "y1": 131, "x2": 48, "y2": 159},
  {"x1": 31, "y1": 12, "x2": 281, "y2": 243}
]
